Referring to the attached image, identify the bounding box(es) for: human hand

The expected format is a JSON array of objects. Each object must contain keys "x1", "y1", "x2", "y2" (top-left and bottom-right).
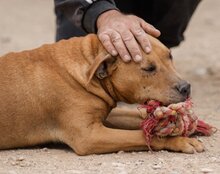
[{"x1": 96, "y1": 10, "x2": 161, "y2": 62}]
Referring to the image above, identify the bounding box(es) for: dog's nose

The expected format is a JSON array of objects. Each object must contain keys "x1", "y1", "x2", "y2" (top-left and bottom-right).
[{"x1": 176, "y1": 81, "x2": 191, "y2": 98}]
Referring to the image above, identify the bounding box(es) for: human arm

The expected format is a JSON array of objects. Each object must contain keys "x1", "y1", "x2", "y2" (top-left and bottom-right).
[{"x1": 54, "y1": 0, "x2": 161, "y2": 62}]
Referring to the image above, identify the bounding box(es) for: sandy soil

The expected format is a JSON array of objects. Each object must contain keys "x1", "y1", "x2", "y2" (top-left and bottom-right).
[{"x1": 0, "y1": 0, "x2": 220, "y2": 174}]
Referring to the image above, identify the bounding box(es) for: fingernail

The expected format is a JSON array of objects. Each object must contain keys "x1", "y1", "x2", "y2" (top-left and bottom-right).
[
  {"x1": 112, "y1": 50, "x2": 117, "y2": 56},
  {"x1": 145, "y1": 47, "x2": 151, "y2": 53},
  {"x1": 155, "y1": 29, "x2": 160, "y2": 33},
  {"x1": 155, "y1": 29, "x2": 161, "y2": 35},
  {"x1": 135, "y1": 55, "x2": 142, "y2": 62},
  {"x1": 123, "y1": 55, "x2": 131, "y2": 62}
]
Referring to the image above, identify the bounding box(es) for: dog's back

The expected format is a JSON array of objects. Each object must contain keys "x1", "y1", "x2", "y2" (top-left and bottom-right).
[
  {"x1": 0, "y1": 35, "x2": 111, "y2": 150},
  {"x1": 0, "y1": 45, "x2": 60, "y2": 148}
]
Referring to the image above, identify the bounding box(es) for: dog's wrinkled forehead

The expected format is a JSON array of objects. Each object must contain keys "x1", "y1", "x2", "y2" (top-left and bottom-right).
[
  {"x1": 148, "y1": 35, "x2": 168, "y2": 50},
  {"x1": 142, "y1": 37, "x2": 172, "y2": 63}
]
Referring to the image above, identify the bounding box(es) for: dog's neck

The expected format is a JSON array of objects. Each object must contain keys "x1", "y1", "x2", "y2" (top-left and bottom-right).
[
  {"x1": 100, "y1": 78, "x2": 118, "y2": 102},
  {"x1": 100, "y1": 78, "x2": 131, "y2": 104}
]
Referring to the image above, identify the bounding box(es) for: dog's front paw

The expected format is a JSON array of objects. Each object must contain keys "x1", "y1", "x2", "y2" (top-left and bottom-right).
[{"x1": 165, "y1": 137, "x2": 204, "y2": 154}]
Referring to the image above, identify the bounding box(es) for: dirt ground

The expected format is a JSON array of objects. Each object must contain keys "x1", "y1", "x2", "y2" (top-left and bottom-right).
[{"x1": 0, "y1": 0, "x2": 220, "y2": 174}]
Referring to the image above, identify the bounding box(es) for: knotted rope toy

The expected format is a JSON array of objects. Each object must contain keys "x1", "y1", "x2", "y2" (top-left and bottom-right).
[{"x1": 138, "y1": 99, "x2": 217, "y2": 146}]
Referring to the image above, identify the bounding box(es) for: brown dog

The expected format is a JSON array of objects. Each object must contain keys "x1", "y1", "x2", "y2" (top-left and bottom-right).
[{"x1": 0, "y1": 34, "x2": 204, "y2": 155}]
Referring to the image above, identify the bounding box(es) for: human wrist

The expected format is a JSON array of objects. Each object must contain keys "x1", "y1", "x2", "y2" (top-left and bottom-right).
[
  {"x1": 83, "y1": 1, "x2": 118, "y2": 33},
  {"x1": 97, "y1": 10, "x2": 121, "y2": 29}
]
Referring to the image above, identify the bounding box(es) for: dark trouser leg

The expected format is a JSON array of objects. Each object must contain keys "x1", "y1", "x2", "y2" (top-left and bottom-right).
[
  {"x1": 55, "y1": 0, "x2": 201, "y2": 46},
  {"x1": 115, "y1": 0, "x2": 201, "y2": 48},
  {"x1": 55, "y1": 11, "x2": 87, "y2": 41},
  {"x1": 152, "y1": 0, "x2": 202, "y2": 48}
]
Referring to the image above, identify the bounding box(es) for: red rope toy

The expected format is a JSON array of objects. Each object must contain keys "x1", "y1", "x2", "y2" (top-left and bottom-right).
[{"x1": 138, "y1": 99, "x2": 217, "y2": 146}]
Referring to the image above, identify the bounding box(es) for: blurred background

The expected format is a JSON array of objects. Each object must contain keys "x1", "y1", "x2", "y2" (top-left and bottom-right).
[
  {"x1": 0, "y1": 0, "x2": 54, "y2": 55},
  {"x1": 0, "y1": 0, "x2": 220, "y2": 173}
]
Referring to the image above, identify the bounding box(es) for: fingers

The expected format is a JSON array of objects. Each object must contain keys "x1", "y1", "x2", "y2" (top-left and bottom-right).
[
  {"x1": 131, "y1": 27, "x2": 152, "y2": 54},
  {"x1": 110, "y1": 31, "x2": 131, "y2": 62},
  {"x1": 98, "y1": 33, "x2": 118, "y2": 56},
  {"x1": 97, "y1": 12, "x2": 162, "y2": 63},
  {"x1": 99, "y1": 30, "x2": 142, "y2": 62},
  {"x1": 140, "y1": 20, "x2": 161, "y2": 37},
  {"x1": 120, "y1": 30, "x2": 142, "y2": 62}
]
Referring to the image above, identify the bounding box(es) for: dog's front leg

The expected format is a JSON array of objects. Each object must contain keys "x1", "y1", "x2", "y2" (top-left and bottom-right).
[
  {"x1": 64, "y1": 124, "x2": 204, "y2": 155},
  {"x1": 105, "y1": 107, "x2": 143, "y2": 129}
]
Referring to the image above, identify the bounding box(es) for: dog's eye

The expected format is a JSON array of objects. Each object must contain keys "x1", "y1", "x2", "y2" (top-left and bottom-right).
[{"x1": 142, "y1": 64, "x2": 156, "y2": 72}]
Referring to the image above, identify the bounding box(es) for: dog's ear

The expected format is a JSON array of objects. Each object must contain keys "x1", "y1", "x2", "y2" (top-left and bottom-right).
[{"x1": 87, "y1": 54, "x2": 117, "y2": 84}]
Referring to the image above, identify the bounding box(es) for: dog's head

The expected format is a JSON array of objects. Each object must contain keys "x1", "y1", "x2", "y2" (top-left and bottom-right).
[{"x1": 87, "y1": 35, "x2": 190, "y2": 105}]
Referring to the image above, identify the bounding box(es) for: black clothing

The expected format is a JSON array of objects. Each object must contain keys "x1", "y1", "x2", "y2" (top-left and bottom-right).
[{"x1": 54, "y1": 0, "x2": 201, "y2": 47}]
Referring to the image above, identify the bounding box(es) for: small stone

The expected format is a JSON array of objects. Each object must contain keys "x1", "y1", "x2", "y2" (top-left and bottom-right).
[
  {"x1": 131, "y1": 151, "x2": 137, "y2": 155},
  {"x1": 201, "y1": 168, "x2": 213, "y2": 173},
  {"x1": 42, "y1": 147, "x2": 48, "y2": 152},
  {"x1": 10, "y1": 161, "x2": 20, "y2": 166},
  {"x1": 152, "y1": 164, "x2": 162, "y2": 169},
  {"x1": 117, "y1": 150, "x2": 124, "y2": 154},
  {"x1": 16, "y1": 156, "x2": 25, "y2": 161},
  {"x1": 210, "y1": 157, "x2": 219, "y2": 162},
  {"x1": 135, "y1": 159, "x2": 144, "y2": 166},
  {"x1": 95, "y1": 162, "x2": 102, "y2": 166},
  {"x1": 10, "y1": 161, "x2": 18, "y2": 166},
  {"x1": 19, "y1": 163, "x2": 27, "y2": 167},
  {"x1": 112, "y1": 162, "x2": 125, "y2": 168},
  {"x1": 196, "y1": 137, "x2": 203, "y2": 142},
  {"x1": 158, "y1": 158, "x2": 164, "y2": 163}
]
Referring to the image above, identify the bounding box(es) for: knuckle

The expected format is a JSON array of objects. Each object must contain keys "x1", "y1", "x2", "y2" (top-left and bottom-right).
[
  {"x1": 111, "y1": 33, "x2": 121, "y2": 43},
  {"x1": 143, "y1": 23, "x2": 155, "y2": 31},
  {"x1": 102, "y1": 39, "x2": 110, "y2": 45},
  {"x1": 114, "y1": 44, "x2": 126, "y2": 54},
  {"x1": 130, "y1": 49, "x2": 141, "y2": 56},
  {"x1": 98, "y1": 28, "x2": 113, "y2": 35},
  {"x1": 121, "y1": 32, "x2": 133, "y2": 42},
  {"x1": 98, "y1": 34, "x2": 109, "y2": 42},
  {"x1": 118, "y1": 48, "x2": 128, "y2": 55},
  {"x1": 148, "y1": 24, "x2": 155, "y2": 29},
  {"x1": 133, "y1": 27, "x2": 145, "y2": 36},
  {"x1": 112, "y1": 37, "x2": 121, "y2": 43},
  {"x1": 103, "y1": 43, "x2": 112, "y2": 50},
  {"x1": 127, "y1": 14, "x2": 136, "y2": 19},
  {"x1": 118, "y1": 46, "x2": 127, "y2": 53},
  {"x1": 141, "y1": 38, "x2": 150, "y2": 45}
]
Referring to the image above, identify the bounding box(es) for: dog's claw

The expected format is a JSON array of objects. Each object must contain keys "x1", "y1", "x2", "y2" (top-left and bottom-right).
[
  {"x1": 165, "y1": 137, "x2": 205, "y2": 154},
  {"x1": 189, "y1": 138, "x2": 205, "y2": 153}
]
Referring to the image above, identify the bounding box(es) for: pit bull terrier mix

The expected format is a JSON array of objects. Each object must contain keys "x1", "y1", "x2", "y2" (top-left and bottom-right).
[{"x1": 0, "y1": 34, "x2": 204, "y2": 155}]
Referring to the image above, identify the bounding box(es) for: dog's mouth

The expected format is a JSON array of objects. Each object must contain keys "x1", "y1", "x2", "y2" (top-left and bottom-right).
[
  {"x1": 142, "y1": 97, "x2": 189, "y2": 107},
  {"x1": 142, "y1": 99, "x2": 164, "y2": 106}
]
